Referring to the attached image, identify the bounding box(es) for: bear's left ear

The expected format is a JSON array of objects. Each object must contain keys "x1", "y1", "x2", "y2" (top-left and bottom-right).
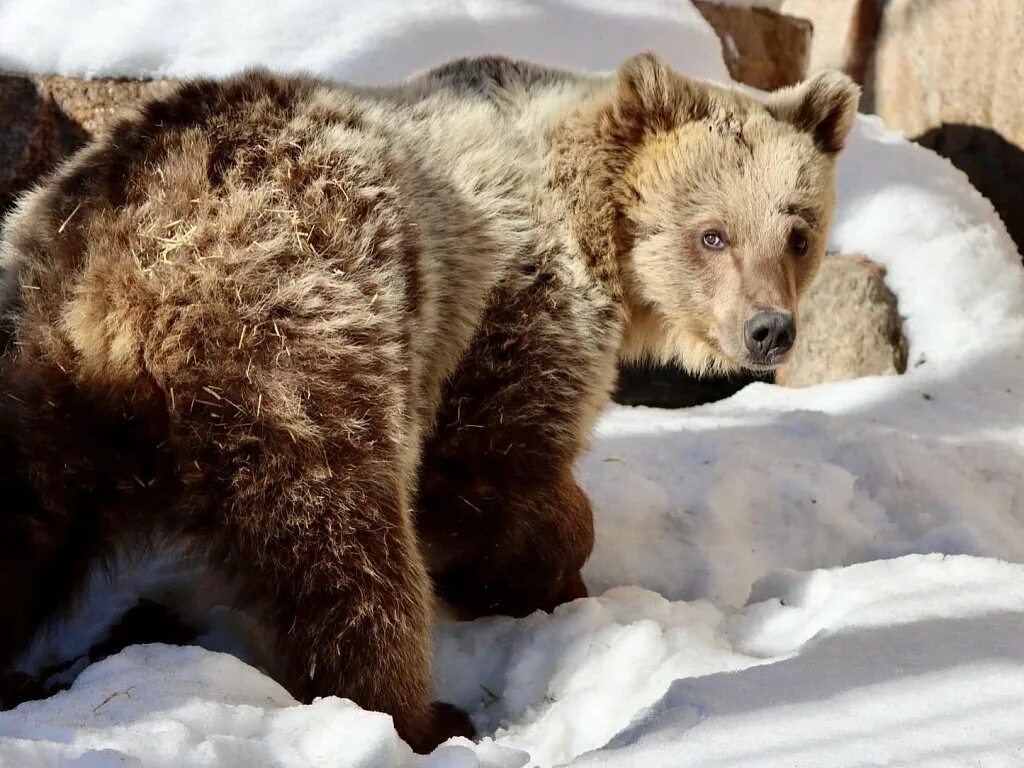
[
  {"x1": 615, "y1": 52, "x2": 708, "y2": 133},
  {"x1": 766, "y1": 70, "x2": 860, "y2": 154}
]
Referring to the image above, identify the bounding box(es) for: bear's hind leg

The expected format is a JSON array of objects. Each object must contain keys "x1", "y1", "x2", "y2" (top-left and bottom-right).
[
  {"x1": 204, "y1": 460, "x2": 474, "y2": 752},
  {"x1": 422, "y1": 465, "x2": 595, "y2": 620},
  {"x1": 0, "y1": 405, "x2": 114, "y2": 707}
]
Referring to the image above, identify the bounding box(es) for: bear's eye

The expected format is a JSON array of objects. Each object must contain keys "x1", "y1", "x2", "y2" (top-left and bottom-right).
[
  {"x1": 790, "y1": 230, "x2": 809, "y2": 256},
  {"x1": 701, "y1": 230, "x2": 726, "y2": 251}
]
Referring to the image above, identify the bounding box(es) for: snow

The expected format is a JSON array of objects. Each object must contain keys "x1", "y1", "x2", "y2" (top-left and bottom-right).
[
  {"x1": 576, "y1": 556, "x2": 1024, "y2": 768},
  {"x1": 9, "y1": 556, "x2": 1024, "y2": 767},
  {"x1": 0, "y1": 0, "x2": 728, "y2": 84},
  {"x1": 3, "y1": 1, "x2": 1024, "y2": 767}
]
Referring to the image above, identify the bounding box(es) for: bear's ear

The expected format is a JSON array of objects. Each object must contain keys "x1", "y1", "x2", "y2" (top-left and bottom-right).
[
  {"x1": 615, "y1": 52, "x2": 707, "y2": 132},
  {"x1": 766, "y1": 69, "x2": 860, "y2": 154}
]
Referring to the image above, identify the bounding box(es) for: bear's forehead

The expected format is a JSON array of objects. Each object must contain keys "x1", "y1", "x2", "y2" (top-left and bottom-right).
[
  {"x1": 685, "y1": 128, "x2": 819, "y2": 185},
  {"x1": 673, "y1": 149, "x2": 827, "y2": 231},
  {"x1": 696, "y1": 103, "x2": 817, "y2": 160}
]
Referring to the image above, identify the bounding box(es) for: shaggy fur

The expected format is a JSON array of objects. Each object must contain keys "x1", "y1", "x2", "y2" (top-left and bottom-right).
[{"x1": 0, "y1": 53, "x2": 857, "y2": 749}]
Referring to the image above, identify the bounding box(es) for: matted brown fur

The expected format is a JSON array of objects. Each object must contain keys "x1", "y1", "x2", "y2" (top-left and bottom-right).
[{"x1": 0, "y1": 54, "x2": 857, "y2": 750}]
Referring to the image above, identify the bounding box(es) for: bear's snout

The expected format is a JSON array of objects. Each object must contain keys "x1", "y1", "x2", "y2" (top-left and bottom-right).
[{"x1": 744, "y1": 310, "x2": 795, "y2": 364}]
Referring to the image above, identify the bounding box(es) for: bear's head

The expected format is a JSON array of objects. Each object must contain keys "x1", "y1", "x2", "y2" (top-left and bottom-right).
[{"x1": 611, "y1": 53, "x2": 860, "y2": 374}]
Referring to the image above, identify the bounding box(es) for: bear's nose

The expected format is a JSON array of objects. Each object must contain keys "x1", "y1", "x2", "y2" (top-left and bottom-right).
[{"x1": 744, "y1": 310, "x2": 795, "y2": 362}]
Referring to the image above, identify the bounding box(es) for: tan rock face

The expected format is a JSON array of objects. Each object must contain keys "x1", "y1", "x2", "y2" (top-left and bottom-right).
[
  {"x1": 35, "y1": 76, "x2": 177, "y2": 136},
  {"x1": 871, "y1": 0, "x2": 1024, "y2": 250},
  {"x1": 781, "y1": 0, "x2": 881, "y2": 85},
  {"x1": 693, "y1": 1, "x2": 811, "y2": 90},
  {"x1": 776, "y1": 253, "x2": 907, "y2": 388},
  {"x1": 873, "y1": 0, "x2": 1024, "y2": 147}
]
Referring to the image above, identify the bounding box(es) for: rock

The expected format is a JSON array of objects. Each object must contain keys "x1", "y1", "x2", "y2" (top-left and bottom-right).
[
  {"x1": 871, "y1": 0, "x2": 1024, "y2": 251},
  {"x1": 34, "y1": 75, "x2": 177, "y2": 137},
  {"x1": 0, "y1": 73, "x2": 175, "y2": 210},
  {"x1": 780, "y1": 0, "x2": 881, "y2": 85},
  {"x1": 872, "y1": 0, "x2": 1024, "y2": 147},
  {"x1": 693, "y1": 1, "x2": 812, "y2": 90},
  {"x1": 776, "y1": 253, "x2": 907, "y2": 388}
]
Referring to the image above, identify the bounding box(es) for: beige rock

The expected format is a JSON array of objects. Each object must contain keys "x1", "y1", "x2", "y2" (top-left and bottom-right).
[
  {"x1": 781, "y1": 0, "x2": 881, "y2": 85},
  {"x1": 871, "y1": 0, "x2": 1024, "y2": 250},
  {"x1": 694, "y1": 1, "x2": 812, "y2": 90},
  {"x1": 776, "y1": 253, "x2": 907, "y2": 388},
  {"x1": 34, "y1": 75, "x2": 176, "y2": 137},
  {"x1": 873, "y1": 0, "x2": 1024, "y2": 146}
]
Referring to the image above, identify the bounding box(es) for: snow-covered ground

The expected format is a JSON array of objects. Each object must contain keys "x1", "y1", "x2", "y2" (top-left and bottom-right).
[{"x1": 2, "y1": 1, "x2": 1024, "y2": 766}]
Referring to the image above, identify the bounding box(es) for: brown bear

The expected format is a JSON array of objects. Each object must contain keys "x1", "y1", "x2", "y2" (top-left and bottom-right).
[{"x1": 0, "y1": 53, "x2": 858, "y2": 751}]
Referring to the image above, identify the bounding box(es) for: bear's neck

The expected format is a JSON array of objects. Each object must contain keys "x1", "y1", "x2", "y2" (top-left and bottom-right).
[
  {"x1": 546, "y1": 88, "x2": 629, "y2": 296},
  {"x1": 543, "y1": 85, "x2": 656, "y2": 335},
  {"x1": 542, "y1": 88, "x2": 722, "y2": 374}
]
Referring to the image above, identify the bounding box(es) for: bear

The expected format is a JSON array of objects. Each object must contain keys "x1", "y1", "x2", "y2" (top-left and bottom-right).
[{"x1": 0, "y1": 53, "x2": 858, "y2": 750}]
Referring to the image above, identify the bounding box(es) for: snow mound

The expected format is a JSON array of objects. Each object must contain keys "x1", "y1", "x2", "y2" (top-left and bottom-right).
[
  {"x1": 0, "y1": 643, "x2": 476, "y2": 768},
  {"x1": 577, "y1": 555, "x2": 1024, "y2": 768},
  {"x1": 2, "y1": 0, "x2": 1024, "y2": 766}
]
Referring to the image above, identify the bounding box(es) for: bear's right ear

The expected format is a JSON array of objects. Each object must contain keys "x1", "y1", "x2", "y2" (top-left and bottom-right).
[
  {"x1": 766, "y1": 69, "x2": 861, "y2": 154},
  {"x1": 614, "y1": 53, "x2": 707, "y2": 133}
]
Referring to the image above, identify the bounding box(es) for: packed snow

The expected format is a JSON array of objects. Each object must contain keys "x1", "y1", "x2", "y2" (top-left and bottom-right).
[{"x1": 2, "y1": 1, "x2": 1024, "y2": 766}]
